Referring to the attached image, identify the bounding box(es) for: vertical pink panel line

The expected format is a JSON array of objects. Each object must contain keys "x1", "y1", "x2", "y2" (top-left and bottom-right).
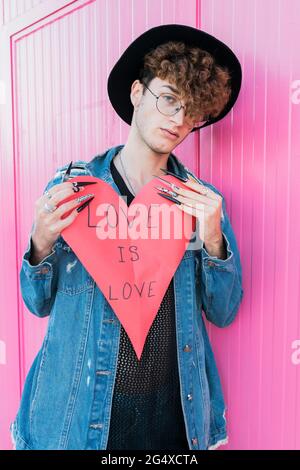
[
  {"x1": 6, "y1": 0, "x2": 10, "y2": 23},
  {"x1": 295, "y1": 266, "x2": 300, "y2": 449},
  {"x1": 118, "y1": 0, "x2": 122, "y2": 143},
  {"x1": 9, "y1": 33, "x2": 23, "y2": 399},
  {"x1": 247, "y1": 0, "x2": 257, "y2": 448},
  {"x1": 194, "y1": 0, "x2": 201, "y2": 179},
  {"x1": 256, "y1": 0, "x2": 267, "y2": 446},
  {"x1": 0, "y1": 0, "x2": 4, "y2": 25},
  {"x1": 279, "y1": 49, "x2": 293, "y2": 450}
]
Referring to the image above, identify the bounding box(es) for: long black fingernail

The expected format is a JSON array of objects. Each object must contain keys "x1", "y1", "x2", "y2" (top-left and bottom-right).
[
  {"x1": 76, "y1": 196, "x2": 94, "y2": 212},
  {"x1": 72, "y1": 181, "x2": 98, "y2": 187},
  {"x1": 157, "y1": 192, "x2": 182, "y2": 205},
  {"x1": 63, "y1": 161, "x2": 73, "y2": 182},
  {"x1": 160, "y1": 168, "x2": 189, "y2": 182}
]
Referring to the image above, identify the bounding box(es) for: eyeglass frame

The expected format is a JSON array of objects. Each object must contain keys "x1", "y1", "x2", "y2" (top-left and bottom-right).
[{"x1": 140, "y1": 80, "x2": 208, "y2": 128}]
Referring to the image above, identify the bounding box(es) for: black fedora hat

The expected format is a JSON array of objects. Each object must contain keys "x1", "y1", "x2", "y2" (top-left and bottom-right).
[{"x1": 107, "y1": 24, "x2": 242, "y2": 132}]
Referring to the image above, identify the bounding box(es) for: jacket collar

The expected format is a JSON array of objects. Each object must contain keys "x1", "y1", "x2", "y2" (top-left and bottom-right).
[{"x1": 86, "y1": 144, "x2": 188, "y2": 195}]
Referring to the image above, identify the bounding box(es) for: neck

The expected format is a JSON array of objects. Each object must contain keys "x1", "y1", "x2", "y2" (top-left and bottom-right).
[{"x1": 114, "y1": 133, "x2": 171, "y2": 192}]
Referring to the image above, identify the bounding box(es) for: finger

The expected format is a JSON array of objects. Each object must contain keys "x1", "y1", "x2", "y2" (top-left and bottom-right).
[
  {"x1": 170, "y1": 192, "x2": 217, "y2": 211},
  {"x1": 172, "y1": 187, "x2": 219, "y2": 207},
  {"x1": 39, "y1": 194, "x2": 92, "y2": 221},
  {"x1": 43, "y1": 181, "x2": 76, "y2": 198},
  {"x1": 43, "y1": 187, "x2": 80, "y2": 207},
  {"x1": 176, "y1": 200, "x2": 205, "y2": 218},
  {"x1": 54, "y1": 194, "x2": 94, "y2": 218},
  {"x1": 183, "y1": 175, "x2": 222, "y2": 202},
  {"x1": 176, "y1": 203, "x2": 206, "y2": 240},
  {"x1": 51, "y1": 207, "x2": 80, "y2": 233}
]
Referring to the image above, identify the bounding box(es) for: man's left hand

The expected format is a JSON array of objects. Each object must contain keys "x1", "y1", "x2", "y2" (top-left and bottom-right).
[{"x1": 173, "y1": 174, "x2": 226, "y2": 259}]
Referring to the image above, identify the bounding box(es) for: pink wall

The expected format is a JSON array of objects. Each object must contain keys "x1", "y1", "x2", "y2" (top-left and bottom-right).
[{"x1": 0, "y1": 0, "x2": 299, "y2": 450}]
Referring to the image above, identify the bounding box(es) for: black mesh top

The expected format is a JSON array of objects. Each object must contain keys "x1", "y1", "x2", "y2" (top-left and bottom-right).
[{"x1": 106, "y1": 157, "x2": 190, "y2": 451}]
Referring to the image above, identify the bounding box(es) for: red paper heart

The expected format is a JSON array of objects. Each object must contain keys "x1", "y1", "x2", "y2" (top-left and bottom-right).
[{"x1": 61, "y1": 175, "x2": 195, "y2": 359}]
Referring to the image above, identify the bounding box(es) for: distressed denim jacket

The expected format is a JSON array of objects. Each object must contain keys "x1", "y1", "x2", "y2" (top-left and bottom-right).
[{"x1": 10, "y1": 144, "x2": 244, "y2": 450}]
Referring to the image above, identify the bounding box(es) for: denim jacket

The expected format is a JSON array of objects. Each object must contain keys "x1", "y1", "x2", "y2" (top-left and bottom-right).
[{"x1": 10, "y1": 144, "x2": 243, "y2": 450}]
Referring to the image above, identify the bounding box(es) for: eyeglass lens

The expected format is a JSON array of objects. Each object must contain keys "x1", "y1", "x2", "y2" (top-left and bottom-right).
[{"x1": 157, "y1": 94, "x2": 207, "y2": 127}]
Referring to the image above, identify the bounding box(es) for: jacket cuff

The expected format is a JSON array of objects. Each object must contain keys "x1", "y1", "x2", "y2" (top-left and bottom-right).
[
  {"x1": 22, "y1": 236, "x2": 57, "y2": 277},
  {"x1": 201, "y1": 232, "x2": 234, "y2": 267}
]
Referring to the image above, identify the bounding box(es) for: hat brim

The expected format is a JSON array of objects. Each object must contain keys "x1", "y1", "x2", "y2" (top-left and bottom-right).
[{"x1": 107, "y1": 24, "x2": 242, "y2": 132}]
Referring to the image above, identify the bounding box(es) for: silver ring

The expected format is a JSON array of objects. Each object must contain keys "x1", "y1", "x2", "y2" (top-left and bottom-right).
[
  {"x1": 44, "y1": 190, "x2": 52, "y2": 199},
  {"x1": 44, "y1": 202, "x2": 57, "y2": 213}
]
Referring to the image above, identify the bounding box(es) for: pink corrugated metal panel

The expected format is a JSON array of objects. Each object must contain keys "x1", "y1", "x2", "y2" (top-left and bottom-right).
[
  {"x1": 200, "y1": 0, "x2": 300, "y2": 450},
  {"x1": 2, "y1": 0, "x2": 47, "y2": 24}
]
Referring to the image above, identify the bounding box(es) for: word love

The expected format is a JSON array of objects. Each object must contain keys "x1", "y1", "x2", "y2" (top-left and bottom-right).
[
  {"x1": 93, "y1": 200, "x2": 194, "y2": 240},
  {"x1": 109, "y1": 279, "x2": 157, "y2": 301}
]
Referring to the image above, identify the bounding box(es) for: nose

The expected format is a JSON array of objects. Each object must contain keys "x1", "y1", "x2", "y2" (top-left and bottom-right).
[{"x1": 170, "y1": 107, "x2": 186, "y2": 126}]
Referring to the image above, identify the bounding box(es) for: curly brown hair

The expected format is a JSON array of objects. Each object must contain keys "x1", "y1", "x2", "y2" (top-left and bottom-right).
[{"x1": 138, "y1": 40, "x2": 232, "y2": 123}]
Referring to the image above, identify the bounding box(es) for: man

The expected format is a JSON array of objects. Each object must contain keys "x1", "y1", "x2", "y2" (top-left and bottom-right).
[{"x1": 11, "y1": 24, "x2": 243, "y2": 450}]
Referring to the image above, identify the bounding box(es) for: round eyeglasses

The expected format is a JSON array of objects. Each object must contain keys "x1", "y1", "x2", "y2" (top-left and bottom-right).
[{"x1": 142, "y1": 81, "x2": 209, "y2": 128}]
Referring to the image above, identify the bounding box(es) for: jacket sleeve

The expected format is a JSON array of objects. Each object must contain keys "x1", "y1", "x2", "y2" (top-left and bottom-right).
[
  {"x1": 19, "y1": 161, "x2": 88, "y2": 318},
  {"x1": 20, "y1": 225, "x2": 59, "y2": 318},
  {"x1": 196, "y1": 185, "x2": 244, "y2": 328}
]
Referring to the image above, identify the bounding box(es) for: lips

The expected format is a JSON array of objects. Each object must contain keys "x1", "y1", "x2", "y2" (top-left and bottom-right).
[{"x1": 161, "y1": 128, "x2": 178, "y2": 137}]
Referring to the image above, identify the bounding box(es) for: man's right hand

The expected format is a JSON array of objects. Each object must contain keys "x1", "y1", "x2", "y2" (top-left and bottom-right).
[{"x1": 29, "y1": 182, "x2": 94, "y2": 265}]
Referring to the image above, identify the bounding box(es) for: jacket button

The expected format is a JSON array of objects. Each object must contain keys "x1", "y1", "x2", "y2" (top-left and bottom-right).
[
  {"x1": 187, "y1": 394, "x2": 193, "y2": 400},
  {"x1": 191, "y1": 438, "x2": 198, "y2": 446},
  {"x1": 183, "y1": 344, "x2": 192, "y2": 352},
  {"x1": 96, "y1": 370, "x2": 110, "y2": 376},
  {"x1": 89, "y1": 423, "x2": 103, "y2": 430}
]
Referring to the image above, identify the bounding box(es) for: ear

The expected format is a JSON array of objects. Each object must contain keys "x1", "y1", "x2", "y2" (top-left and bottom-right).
[{"x1": 130, "y1": 79, "x2": 143, "y2": 108}]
